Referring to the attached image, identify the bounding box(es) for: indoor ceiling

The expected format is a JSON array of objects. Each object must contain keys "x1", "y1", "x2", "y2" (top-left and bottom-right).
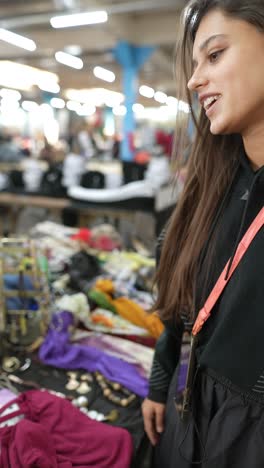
[{"x1": 0, "y1": 0, "x2": 186, "y2": 105}]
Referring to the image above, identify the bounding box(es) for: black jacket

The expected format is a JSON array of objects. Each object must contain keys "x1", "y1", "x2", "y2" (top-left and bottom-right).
[{"x1": 149, "y1": 151, "x2": 264, "y2": 403}]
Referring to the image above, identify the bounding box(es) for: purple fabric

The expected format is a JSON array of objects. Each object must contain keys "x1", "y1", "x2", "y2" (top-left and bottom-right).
[
  {"x1": 177, "y1": 344, "x2": 191, "y2": 393},
  {"x1": 39, "y1": 311, "x2": 148, "y2": 397},
  {"x1": 73, "y1": 333, "x2": 153, "y2": 378}
]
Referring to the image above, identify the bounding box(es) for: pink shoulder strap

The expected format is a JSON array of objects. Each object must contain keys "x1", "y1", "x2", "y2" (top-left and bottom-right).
[{"x1": 192, "y1": 207, "x2": 264, "y2": 336}]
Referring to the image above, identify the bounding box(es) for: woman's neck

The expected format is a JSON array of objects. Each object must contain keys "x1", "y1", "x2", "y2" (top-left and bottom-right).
[{"x1": 242, "y1": 123, "x2": 264, "y2": 170}]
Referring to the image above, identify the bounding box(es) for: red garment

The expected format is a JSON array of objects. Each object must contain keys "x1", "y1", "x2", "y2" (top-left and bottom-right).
[
  {"x1": 71, "y1": 228, "x2": 91, "y2": 244},
  {"x1": 0, "y1": 390, "x2": 133, "y2": 468}
]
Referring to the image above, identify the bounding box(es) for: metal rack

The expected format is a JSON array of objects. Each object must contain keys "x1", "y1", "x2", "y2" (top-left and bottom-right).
[{"x1": 0, "y1": 237, "x2": 50, "y2": 348}]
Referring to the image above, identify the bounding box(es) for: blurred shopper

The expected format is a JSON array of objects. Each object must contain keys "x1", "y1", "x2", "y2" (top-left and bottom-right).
[
  {"x1": 62, "y1": 137, "x2": 85, "y2": 188},
  {"x1": 0, "y1": 132, "x2": 23, "y2": 163}
]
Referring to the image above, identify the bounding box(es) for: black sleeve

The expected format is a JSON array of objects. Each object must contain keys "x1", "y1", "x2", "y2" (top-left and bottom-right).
[
  {"x1": 147, "y1": 227, "x2": 186, "y2": 403},
  {"x1": 148, "y1": 319, "x2": 184, "y2": 403}
]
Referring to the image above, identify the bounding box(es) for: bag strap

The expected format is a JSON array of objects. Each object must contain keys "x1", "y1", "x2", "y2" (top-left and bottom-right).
[{"x1": 192, "y1": 206, "x2": 264, "y2": 336}]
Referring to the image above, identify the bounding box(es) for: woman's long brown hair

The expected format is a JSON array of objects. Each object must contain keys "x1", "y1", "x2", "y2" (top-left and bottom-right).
[{"x1": 155, "y1": 0, "x2": 264, "y2": 322}]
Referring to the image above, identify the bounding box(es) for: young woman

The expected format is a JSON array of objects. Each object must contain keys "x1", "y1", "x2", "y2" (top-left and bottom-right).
[{"x1": 142, "y1": 1, "x2": 264, "y2": 466}]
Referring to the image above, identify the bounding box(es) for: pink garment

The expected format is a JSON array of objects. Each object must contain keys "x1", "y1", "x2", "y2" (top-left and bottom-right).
[{"x1": 0, "y1": 390, "x2": 133, "y2": 468}]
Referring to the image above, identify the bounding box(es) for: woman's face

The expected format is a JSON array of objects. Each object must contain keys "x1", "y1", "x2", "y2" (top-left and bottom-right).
[{"x1": 188, "y1": 9, "x2": 264, "y2": 136}]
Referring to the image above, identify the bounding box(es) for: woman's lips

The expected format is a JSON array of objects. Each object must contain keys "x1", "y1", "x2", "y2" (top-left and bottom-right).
[{"x1": 206, "y1": 97, "x2": 221, "y2": 117}]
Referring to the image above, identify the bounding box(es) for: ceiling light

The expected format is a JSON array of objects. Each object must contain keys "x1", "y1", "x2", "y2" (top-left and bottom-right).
[
  {"x1": 154, "y1": 91, "x2": 167, "y2": 104},
  {"x1": 93, "y1": 66, "x2": 115, "y2": 83},
  {"x1": 133, "y1": 103, "x2": 144, "y2": 113},
  {"x1": 65, "y1": 88, "x2": 124, "y2": 107},
  {"x1": 139, "y1": 85, "x2": 155, "y2": 99},
  {"x1": 50, "y1": 97, "x2": 65, "y2": 109},
  {"x1": 40, "y1": 103, "x2": 52, "y2": 112},
  {"x1": 64, "y1": 45, "x2": 82, "y2": 56},
  {"x1": 0, "y1": 29, "x2": 36, "y2": 51},
  {"x1": 178, "y1": 100, "x2": 190, "y2": 113},
  {"x1": 77, "y1": 104, "x2": 96, "y2": 116},
  {"x1": 0, "y1": 62, "x2": 59, "y2": 92},
  {"x1": 38, "y1": 81, "x2": 60, "y2": 94},
  {"x1": 50, "y1": 11, "x2": 108, "y2": 28},
  {"x1": 113, "y1": 105, "x2": 127, "y2": 116},
  {"x1": 166, "y1": 96, "x2": 178, "y2": 107},
  {"x1": 22, "y1": 100, "x2": 39, "y2": 112},
  {"x1": 0, "y1": 88, "x2": 21, "y2": 100},
  {"x1": 66, "y1": 100, "x2": 81, "y2": 111},
  {"x1": 55, "y1": 51, "x2": 83, "y2": 69},
  {"x1": 0, "y1": 99, "x2": 20, "y2": 110},
  {"x1": 104, "y1": 94, "x2": 124, "y2": 107}
]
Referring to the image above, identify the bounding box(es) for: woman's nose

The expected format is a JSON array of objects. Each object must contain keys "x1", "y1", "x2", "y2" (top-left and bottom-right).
[{"x1": 187, "y1": 67, "x2": 208, "y2": 92}]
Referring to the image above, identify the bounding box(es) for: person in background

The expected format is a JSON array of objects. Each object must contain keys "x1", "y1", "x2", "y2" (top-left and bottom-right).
[
  {"x1": 142, "y1": 0, "x2": 264, "y2": 466},
  {"x1": 39, "y1": 140, "x2": 56, "y2": 166},
  {"x1": 77, "y1": 122, "x2": 96, "y2": 160},
  {"x1": 0, "y1": 132, "x2": 23, "y2": 163},
  {"x1": 62, "y1": 137, "x2": 86, "y2": 189}
]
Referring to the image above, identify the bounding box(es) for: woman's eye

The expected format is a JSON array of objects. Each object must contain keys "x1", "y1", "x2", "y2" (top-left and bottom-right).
[{"x1": 209, "y1": 50, "x2": 223, "y2": 63}]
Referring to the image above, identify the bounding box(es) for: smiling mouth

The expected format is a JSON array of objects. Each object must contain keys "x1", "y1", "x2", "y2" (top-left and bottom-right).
[
  {"x1": 203, "y1": 95, "x2": 221, "y2": 112},
  {"x1": 205, "y1": 97, "x2": 221, "y2": 116}
]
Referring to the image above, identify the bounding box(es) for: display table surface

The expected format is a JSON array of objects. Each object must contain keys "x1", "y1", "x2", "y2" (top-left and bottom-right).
[{"x1": 0, "y1": 184, "x2": 179, "y2": 236}]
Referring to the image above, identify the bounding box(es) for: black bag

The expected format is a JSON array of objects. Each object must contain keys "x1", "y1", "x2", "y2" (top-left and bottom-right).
[
  {"x1": 80, "y1": 171, "x2": 105, "y2": 189},
  {"x1": 40, "y1": 165, "x2": 66, "y2": 197},
  {"x1": 68, "y1": 250, "x2": 101, "y2": 291}
]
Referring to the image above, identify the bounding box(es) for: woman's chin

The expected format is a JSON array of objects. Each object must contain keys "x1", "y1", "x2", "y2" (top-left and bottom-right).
[{"x1": 209, "y1": 118, "x2": 231, "y2": 135}]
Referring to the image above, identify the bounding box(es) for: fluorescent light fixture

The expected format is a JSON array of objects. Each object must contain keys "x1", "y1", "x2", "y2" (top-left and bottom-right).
[
  {"x1": 64, "y1": 45, "x2": 82, "y2": 56},
  {"x1": 135, "y1": 105, "x2": 178, "y2": 122},
  {"x1": 22, "y1": 100, "x2": 39, "y2": 112},
  {"x1": 139, "y1": 85, "x2": 155, "y2": 99},
  {"x1": 154, "y1": 91, "x2": 167, "y2": 104},
  {"x1": 50, "y1": 11, "x2": 108, "y2": 28},
  {"x1": 113, "y1": 105, "x2": 127, "y2": 116},
  {"x1": 104, "y1": 96, "x2": 124, "y2": 107},
  {"x1": 50, "y1": 97, "x2": 65, "y2": 109},
  {"x1": 77, "y1": 104, "x2": 96, "y2": 116},
  {"x1": 65, "y1": 88, "x2": 124, "y2": 107},
  {"x1": 0, "y1": 88, "x2": 21, "y2": 100},
  {"x1": 55, "y1": 51, "x2": 83, "y2": 69},
  {"x1": 40, "y1": 103, "x2": 54, "y2": 117},
  {"x1": 166, "y1": 96, "x2": 178, "y2": 107},
  {"x1": 166, "y1": 96, "x2": 190, "y2": 113},
  {"x1": 38, "y1": 81, "x2": 60, "y2": 94},
  {"x1": 178, "y1": 99, "x2": 190, "y2": 113},
  {"x1": 0, "y1": 62, "x2": 59, "y2": 92},
  {"x1": 93, "y1": 66, "x2": 115, "y2": 83},
  {"x1": 66, "y1": 100, "x2": 81, "y2": 111},
  {"x1": 0, "y1": 99, "x2": 20, "y2": 110},
  {"x1": 133, "y1": 103, "x2": 144, "y2": 113},
  {"x1": 0, "y1": 28, "x2": 36, "y2": 51}
]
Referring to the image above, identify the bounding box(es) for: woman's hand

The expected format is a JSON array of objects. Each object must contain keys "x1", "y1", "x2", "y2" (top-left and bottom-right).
[{"x1": 142, "y1": 398, "x2": 166, "y2": 446}]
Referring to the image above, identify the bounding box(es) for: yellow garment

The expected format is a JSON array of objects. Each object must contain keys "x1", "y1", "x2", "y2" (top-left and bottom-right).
[
  {"x1": 113, "y1": 297, "x2": 164, "y2": 339},
  {"x1": 98, "y1": 251, "x2": 155, "y2": 270},
  {"x1": 94, "y1": 279, "x2": 164, "y2": 339},
  {"x1": 95, "y1": 278, "x2": 115, "y2": 295}
]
